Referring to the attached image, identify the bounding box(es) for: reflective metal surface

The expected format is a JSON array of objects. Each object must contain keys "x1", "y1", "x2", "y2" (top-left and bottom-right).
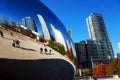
[{"x1": 0, "y1": 0, "x2": 77, "y2": 65}]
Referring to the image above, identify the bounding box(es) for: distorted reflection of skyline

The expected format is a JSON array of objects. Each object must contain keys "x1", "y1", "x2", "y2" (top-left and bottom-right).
[{"x1": 0, "y1": 0, "x2": 77, "y2": 58}]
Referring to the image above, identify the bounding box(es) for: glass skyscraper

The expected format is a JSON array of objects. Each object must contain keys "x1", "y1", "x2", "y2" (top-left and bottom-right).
[
  {"x1": 86, "y1": 13, "x2": 114, "y2": 59},
  {"x1": 67, "y1": 28, "x2": 72, "y2": 38},
  {"x1": 22, "y1": 17, "x2": 37, "y2": 32}
]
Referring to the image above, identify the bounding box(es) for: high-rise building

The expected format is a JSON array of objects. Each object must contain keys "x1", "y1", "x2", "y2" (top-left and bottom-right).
[
  {"x1": 86, "y1": 13, "x2": 114, "y2": 59},
  {"x1": 67, "y1": 28, "x2": 72, "y2": 38},
  {"x1": 22, "y1": 17, "x2": 37, "y2": 32},
  {"x1": 75, "y1": 40, "x2": 98, "y2": 68}
]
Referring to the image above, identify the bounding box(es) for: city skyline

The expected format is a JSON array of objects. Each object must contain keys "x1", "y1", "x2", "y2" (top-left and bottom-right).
[{"x1": 41, "y1": 0, "x2": 120, "y2": 53}]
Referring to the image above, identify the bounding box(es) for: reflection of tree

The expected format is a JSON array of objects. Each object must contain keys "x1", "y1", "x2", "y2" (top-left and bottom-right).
[
  {"x1": 39, "y1": 37, "x2": 47, "y2": 43},
  {"x1": 66, "y1": 48, "x2": 73, "y2": 59},
  {"x1": 66, "y1": 48, "x2": 78, "y2": 67},
  {"x1": 48, "y1": 40, "x2": 65, "y2": 55},
  {"x1": 11, "y1": 21, "x2": 17, "y2": 30},
  {"x1": 2, "y1": 17, "x2": 11, "y2": 29},
  {"x1": 0, "y1": 17, "x2": 38, "y2": 39}
]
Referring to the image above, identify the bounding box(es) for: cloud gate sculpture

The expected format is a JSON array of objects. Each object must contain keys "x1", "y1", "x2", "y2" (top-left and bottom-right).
[{"x1": 0, "y1": 0, "x2": 77, "y2": 80}]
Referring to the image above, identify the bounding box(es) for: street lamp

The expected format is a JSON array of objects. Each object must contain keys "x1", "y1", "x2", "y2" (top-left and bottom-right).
[{"x1": 90, "y1": 56, "x2": 94, "y2": 68}]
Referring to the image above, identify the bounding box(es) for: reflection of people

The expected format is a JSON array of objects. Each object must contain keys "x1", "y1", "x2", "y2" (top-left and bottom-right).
[
  {"x1": 0, "y1": 30, "x2": 4, "y2": 37},
  {"x1": 10, "y1": 32, "x2": 13, "y2": 37},
  {"x1": 12, "y1": 39, "x2": 20, "y2": 47},
  {"x1": 15, "y1": 39, "x2": 20, "y2": 47},
  {"x1": 12, "y1": 40, "x2": 15, "y2": 47},
  {"x1": 40, "y1": 47, "x2": 43, "y2": 54},
  {"x1": 44, "y1": 48, "x2": 47, "y2": 54},
  {"x1": 49, "y1": 49, "x2": 51, "y2": 55}
]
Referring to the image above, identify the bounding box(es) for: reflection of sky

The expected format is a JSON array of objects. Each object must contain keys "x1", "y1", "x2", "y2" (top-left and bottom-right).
[
  {"x1": 118, "y1": 42, "x2": 120, "y2": 51},
  {"x1": 0, "y1": 0, "x2": 43, "y2": 35},
  {"x1": 0, "y1": 0, "x2": 70, "y2": 39}
]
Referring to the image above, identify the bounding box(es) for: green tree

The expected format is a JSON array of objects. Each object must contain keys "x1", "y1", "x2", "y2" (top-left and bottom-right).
[
  {"x1": 83, "y1": 68, "x2": 93, "y2": 76},
  {"x1": 106, "y1": 59, "x2": 120, "y2": 75},
  {"x1": 48, "y1": 40, "x2": 65, "y2": 55}
]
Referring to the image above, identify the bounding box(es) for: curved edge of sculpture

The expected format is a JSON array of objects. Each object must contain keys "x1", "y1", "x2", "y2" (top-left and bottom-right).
[{"x1": 0, "y1": 56, "x2": 75, "y2": 80}]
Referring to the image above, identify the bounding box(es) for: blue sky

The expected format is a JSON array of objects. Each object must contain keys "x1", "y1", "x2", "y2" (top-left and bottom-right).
[{"x1": 41, "y1": 0, "x2": 120, "y2": 53}]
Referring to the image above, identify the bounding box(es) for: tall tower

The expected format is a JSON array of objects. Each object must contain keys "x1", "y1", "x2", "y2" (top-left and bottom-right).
[
  {"x1": 67, "y1": 28, "x2": 72, "y2": 38},
  {"x1": 86, "y1": 13, "x2": 114, "y2": 59},
  {"x1": 22, "y1": 17, "x2": 37, "y2": 32}
]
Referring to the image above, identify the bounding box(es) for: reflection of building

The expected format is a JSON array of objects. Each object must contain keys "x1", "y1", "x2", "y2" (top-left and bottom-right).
[
  {"x1": 116, "y1": 53, "x2": 120, "y2": 58},
  {"x1": 118, "y1": 42, "x2": 120, "y2": 51},
  {"x1": 22, "y1": 17, "x2": 37, "y2": 32},
  {"x1": 37, "y1": 14, "x2": 51, "y2": 40},
  {"x1": 51, "y1": 24, "x2": 66, "y2": 50},
  {"x1": 0, "y1": 0, "x2": 77, "y2": 79},
  {"x1": 67, "y1": 28, "x2": 72, "y2": 38},
  {"x1": 75, "y1": 40, "x2": 98, "y2": 68},
  {"x1": 86, "y1": 13, "x2": 114, "y2": 59},
  {"x1": 37, "y1": 13, "x2": 77, "y2": 61}
]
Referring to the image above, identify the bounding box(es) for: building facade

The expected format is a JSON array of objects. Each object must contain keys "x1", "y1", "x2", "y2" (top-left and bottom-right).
[
  {"x1": 86, "y1": 13, "x2": 114, "y2": 59},
  {"x1": 22, "y1": 17, "x2": 37, "y2": 32},
  {"x1": 67, "y1": 28, "x2": 72, "y2": 38},
  {"x1": 75, "y1": 40, "x2": 98, "y2": 68}
]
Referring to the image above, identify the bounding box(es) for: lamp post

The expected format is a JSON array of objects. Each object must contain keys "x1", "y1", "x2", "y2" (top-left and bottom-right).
[
  {"x1": 79, "y1": 65, "x2": 82, "y2": 76},
  {"x1": 90, "y1": 56, "x2": 94, "y2": 68}
]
